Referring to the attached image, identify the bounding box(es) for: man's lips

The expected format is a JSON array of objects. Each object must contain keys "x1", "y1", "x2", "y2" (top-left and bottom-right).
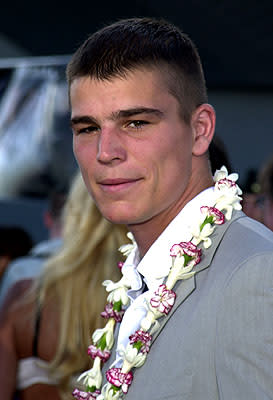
[{"x1": 98, "y1": 178, "x2": 142, "y2": 193}]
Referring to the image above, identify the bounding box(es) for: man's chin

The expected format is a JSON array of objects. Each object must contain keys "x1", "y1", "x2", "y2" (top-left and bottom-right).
[
  {"x1": 104, "y1": 215, "x2": 135, "y2": 226},
  {"x1": 101, "y1": 209, "x2": 141, "y2": 226},
  {"x1": 95, "y1": 201, "x2": 138, "y2": 224}
]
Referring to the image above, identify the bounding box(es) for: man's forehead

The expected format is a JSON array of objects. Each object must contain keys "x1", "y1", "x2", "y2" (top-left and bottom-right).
[
  {"x1": 70, "y1": 65, "x2": 169, "y2": 90},
  {"x1": 69, "y1": 66, "x2": 181, "y2": 123}
]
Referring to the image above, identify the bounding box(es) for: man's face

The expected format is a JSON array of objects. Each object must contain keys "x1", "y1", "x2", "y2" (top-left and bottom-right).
[{"x1": 70, "y1": 68, "x2": 195, "y2": 227}]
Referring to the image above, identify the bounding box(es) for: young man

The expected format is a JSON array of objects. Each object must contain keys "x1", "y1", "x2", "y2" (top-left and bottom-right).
[{"x1": 67, "y1": 18, "x2": 273, "y2": 400}]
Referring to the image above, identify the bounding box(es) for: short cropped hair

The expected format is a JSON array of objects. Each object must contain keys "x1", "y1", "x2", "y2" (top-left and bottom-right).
[{"x1": 67, "y1": 17, "x2": 208, "y2": 123}]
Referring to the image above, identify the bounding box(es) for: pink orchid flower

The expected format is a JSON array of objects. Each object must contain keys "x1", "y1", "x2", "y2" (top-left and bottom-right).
[
  {"x1": 87, "y1": 345, "x2": 111, "y2": 363},
  {"x1": 72, "y1": 388, "x2": 101, "y2": 399},
  {"x1": 200, "y1": 206, "x2": 225, "y2": 225},
  {"x1": 129, "y1": 329, "x2": 152, "y2": 354},
  {"x1": 101, "y1": 303, "x2": 125, "y2": 323},
  {"x1": 215, "y1": 178, "x2": 237, "y2": 191},
  {"x1": 150, "y1": 284, "x2": 176, "y2": 315},
  {"x1": 117, "y1": 261, "x2": 124, "y2": 270},
  {"x1": 106, "y1": 368, "x2": 133, "y2": 394},
  {"x1": 170, "y1": 241, "x2": 201, "y2": 266}
]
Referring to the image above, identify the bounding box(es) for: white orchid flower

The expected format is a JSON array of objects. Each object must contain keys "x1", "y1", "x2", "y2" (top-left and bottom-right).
[
  {"x1": 92, "y1": 319, "x2": 115, "y2": 349},
  {"x1": 78, "y1": 356, "x2": 102, "y2": 389},
  {"x1": 213, "y1": 165, "x2": 239, "y2": 183},
  {"x1": 117, "y1": 343, "x2": 147, "y2": 372},
  {"x1": 102, "y1": 277, "x2": 131, "y2": 306},
  {"x1": 213, "y1": 166, "x2": 242, "y2": 199},
  {"x1": 140, "y1": 297, "x2": 164, "y2": 333},
  {"x1": 166, "y1": 254, "x2": 196, "y2": 289},
  {"x1": 107, "y1": 286, "x2": 129, "y2": 305},
  {"x1": 100, "y1": 383, "x2": 123, "y2": 400},
  {"x1": 191, "y1": 221, "x2": 215, "y2": 248},
  {"x1": 102, "y1": 276, "x2": 131, "y2": 292},
  {"x1": 167, "y1": 269, "x2": 196, "y2": 289},
  {"x1": 215, "y1": 197, "x2": 242, "y2": 220},
  {"x1": 119, "y1": 232, "x2": 137, "y2": 257}
]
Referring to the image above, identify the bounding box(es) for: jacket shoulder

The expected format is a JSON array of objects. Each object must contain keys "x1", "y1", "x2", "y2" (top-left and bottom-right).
[{"x1": 224, "y1": 213, "x2": 273, "y2": 255}]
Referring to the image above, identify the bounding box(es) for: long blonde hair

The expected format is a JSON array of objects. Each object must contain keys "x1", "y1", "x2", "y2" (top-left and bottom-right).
[{"x1": 37, "y1": 172, "x2": 128, "y2": 398}]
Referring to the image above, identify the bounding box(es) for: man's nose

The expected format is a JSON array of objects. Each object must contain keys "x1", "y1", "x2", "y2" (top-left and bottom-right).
[{"x1": 96, "y1": 127, "x2": 126, "y2": 164}]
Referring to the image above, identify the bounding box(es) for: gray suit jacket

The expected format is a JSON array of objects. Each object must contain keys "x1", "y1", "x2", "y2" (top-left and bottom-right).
[{"x1": 105, "y1": 212, "x2": 273, "y2": 399}]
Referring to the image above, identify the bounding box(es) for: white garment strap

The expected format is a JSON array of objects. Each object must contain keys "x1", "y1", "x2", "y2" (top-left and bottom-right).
[
  {"x1": 116, "y1": 292, "x2": 149, "y2": 365},
  {"x1": 17, "y1": 357, "x2": 58, "y2": 389}
]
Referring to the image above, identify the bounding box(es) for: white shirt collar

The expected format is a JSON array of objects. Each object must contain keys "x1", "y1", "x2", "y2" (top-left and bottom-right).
[{"x1": 123, "y1": 187, "x2": 215, "y2": 296}]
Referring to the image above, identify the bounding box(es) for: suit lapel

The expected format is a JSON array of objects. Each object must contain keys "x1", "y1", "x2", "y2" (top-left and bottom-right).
[{"x1": 151, "y1": 210, "x2": 245, "y2": 344}]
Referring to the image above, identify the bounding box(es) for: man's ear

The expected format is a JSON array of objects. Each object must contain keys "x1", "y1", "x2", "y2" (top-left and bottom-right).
[{"x1": 191, "y1": 104, "x2": 216, "y2": 156}]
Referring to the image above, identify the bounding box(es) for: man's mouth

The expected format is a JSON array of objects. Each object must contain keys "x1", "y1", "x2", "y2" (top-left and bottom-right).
[{"x1": 98, "y1": 178, "x2": 142, "y2": 193}]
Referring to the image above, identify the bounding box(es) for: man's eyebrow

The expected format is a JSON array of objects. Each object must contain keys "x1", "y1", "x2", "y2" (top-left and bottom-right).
[
  {"x1": 112, "y1": 107, "x2": 164, "y2": 119},
  {"x1": 70, "y1": 116, "x2": 96, "y2": 126},
  {"x1": 70, "y1": 108, "x2": 163, "y2": 126}
]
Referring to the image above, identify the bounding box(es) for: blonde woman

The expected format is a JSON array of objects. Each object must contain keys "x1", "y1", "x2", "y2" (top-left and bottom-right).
[{"x1": 0, "y1": 172, "x2": 128, "y2": 400}]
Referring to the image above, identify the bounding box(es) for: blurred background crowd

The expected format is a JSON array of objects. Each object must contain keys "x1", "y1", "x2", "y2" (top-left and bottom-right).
[{"x1": 0, "y1": 1, "x2": 272, "y2": 399}]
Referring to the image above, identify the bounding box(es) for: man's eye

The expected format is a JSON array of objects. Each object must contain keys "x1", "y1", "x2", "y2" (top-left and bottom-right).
[
  {"x1": 127, "y1": 120, "x2": 149, "y2": 129},
  {"x1": 77, "y1": 126, "x2": 99, "y2": 134}
]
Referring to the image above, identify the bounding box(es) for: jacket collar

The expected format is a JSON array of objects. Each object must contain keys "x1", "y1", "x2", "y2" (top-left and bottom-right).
[{"x1": 151, "y1": 210, "x2": 245, "y2": 344}]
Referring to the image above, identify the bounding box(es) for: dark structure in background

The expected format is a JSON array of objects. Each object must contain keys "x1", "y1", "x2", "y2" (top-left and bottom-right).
[
  {"x1": 0, "y1": 58, "x2": 77, "y2": 242},
  {"x1": 0, "y1": 59, "x2": 76, "y2": 197},
  {"x1": 0, "y1": 0, "x2": 272, "y2": 241},
  {"x1": 1, "y1": 1, "x2": 273, "y2": 89}
]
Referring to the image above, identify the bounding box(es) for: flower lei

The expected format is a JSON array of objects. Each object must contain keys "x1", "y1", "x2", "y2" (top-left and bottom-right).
[{"x1": 72, "y1": 166, "x2": 242, "y2": 400}]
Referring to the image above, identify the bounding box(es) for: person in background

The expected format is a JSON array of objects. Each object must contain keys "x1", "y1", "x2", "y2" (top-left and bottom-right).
[
  {"x1": 67, "y1": 17, "x2": 273, "y2": 400},
  {"x1": 0, "y1": 226, "x2": 33, "y2": 281},
  {"x1": 258, "y1": 154, "x2": 273, "y2": 231},
  {"x1": 241, "y1": 168, "x2": 263, "y2": 223},
  {"x1": 0, "y1": 188, "x2": 67, "y2": 307},
  {"x1": 0, "y1": 172, "x2": 128, "y2": 399},
  {"x1": 208, "y1": 135, "x2": 232, "y2": 175}
]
